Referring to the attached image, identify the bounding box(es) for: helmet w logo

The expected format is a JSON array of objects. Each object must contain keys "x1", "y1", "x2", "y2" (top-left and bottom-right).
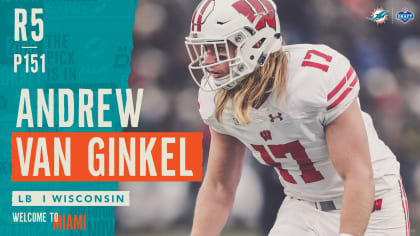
[{"x1": 232, "y1": 0, "x2": 276, "y2": 30}]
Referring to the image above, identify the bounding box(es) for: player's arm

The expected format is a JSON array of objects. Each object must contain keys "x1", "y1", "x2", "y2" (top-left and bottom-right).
[
  {"x1": 325, "y1": 99, "x2": 374, "y2": 236},
  {"x1": 190, "y1": 127, "x2": 247, "y2": 236}
]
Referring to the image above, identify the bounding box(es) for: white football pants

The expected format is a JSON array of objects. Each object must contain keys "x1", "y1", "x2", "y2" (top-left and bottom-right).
[{"x1": 268, "y1": 178, "x2": 410, "y2": 236}]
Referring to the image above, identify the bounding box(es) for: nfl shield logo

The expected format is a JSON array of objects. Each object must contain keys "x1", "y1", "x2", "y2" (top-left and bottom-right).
[{"x1": 396, "y1": 8, "x2": 414, "y2": 24}]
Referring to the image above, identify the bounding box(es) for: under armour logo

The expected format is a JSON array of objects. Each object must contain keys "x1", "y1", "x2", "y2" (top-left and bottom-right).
[
  {"x1": 260, "y1": 130, "x2": 272, "y2": 141},
  {"x1": 269, "y1": 113, "x2": 283, "y2": 122}
]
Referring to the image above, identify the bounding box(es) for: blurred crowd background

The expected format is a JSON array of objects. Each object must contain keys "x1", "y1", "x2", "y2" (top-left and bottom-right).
[{"x1": 117, "y1": 0, "x2": 420, "y2": 235}]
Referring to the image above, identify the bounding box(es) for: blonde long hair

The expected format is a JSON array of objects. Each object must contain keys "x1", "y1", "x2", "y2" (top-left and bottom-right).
[{"x1": 215, "y1": 50, "x2": 288, "y2": 124}]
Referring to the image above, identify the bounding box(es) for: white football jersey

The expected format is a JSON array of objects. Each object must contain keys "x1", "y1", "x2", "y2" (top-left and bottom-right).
[{"x1": 198, "y1": 44, "x2": 400, "y2": 201}]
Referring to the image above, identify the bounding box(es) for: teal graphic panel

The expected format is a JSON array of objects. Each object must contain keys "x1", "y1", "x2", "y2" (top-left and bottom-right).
[{"x1": 0, "y1": 0, "x2": 136, "y2": 235}]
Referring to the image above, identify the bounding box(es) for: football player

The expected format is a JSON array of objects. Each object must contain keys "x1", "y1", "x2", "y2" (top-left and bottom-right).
[{"x1": 185, "y1": 0, "x2": 410, "y2": 235}]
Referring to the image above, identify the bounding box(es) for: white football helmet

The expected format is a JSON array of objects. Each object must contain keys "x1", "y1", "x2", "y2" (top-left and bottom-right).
[{"x1": 185, "y1": 0, "x2": 282, "y2": 91}]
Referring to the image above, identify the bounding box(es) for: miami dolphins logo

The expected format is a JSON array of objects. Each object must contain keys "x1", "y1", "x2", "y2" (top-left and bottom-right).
[{"x1": 366, "y1": 8, "x2": 389, "y2": 24}]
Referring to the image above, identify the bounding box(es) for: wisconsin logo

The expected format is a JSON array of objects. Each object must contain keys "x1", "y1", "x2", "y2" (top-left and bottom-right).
[
  {"x1": 396, "y1": 8, "x2": 414, "y2": 24},
  {"x1": 366, "y1": 8, "x2": 389, "y2": 24},
  {"x1": 260, "y1": 130, "x2": 272, "y2": 141},
  {"x1": 232, "y1": 0, "x2": 276, "y2": 30}
]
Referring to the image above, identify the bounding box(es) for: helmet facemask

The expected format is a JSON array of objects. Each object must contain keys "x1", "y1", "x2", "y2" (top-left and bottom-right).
[{"x1": 185, "y1": 33, "x2": 250, "y2": 91}]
